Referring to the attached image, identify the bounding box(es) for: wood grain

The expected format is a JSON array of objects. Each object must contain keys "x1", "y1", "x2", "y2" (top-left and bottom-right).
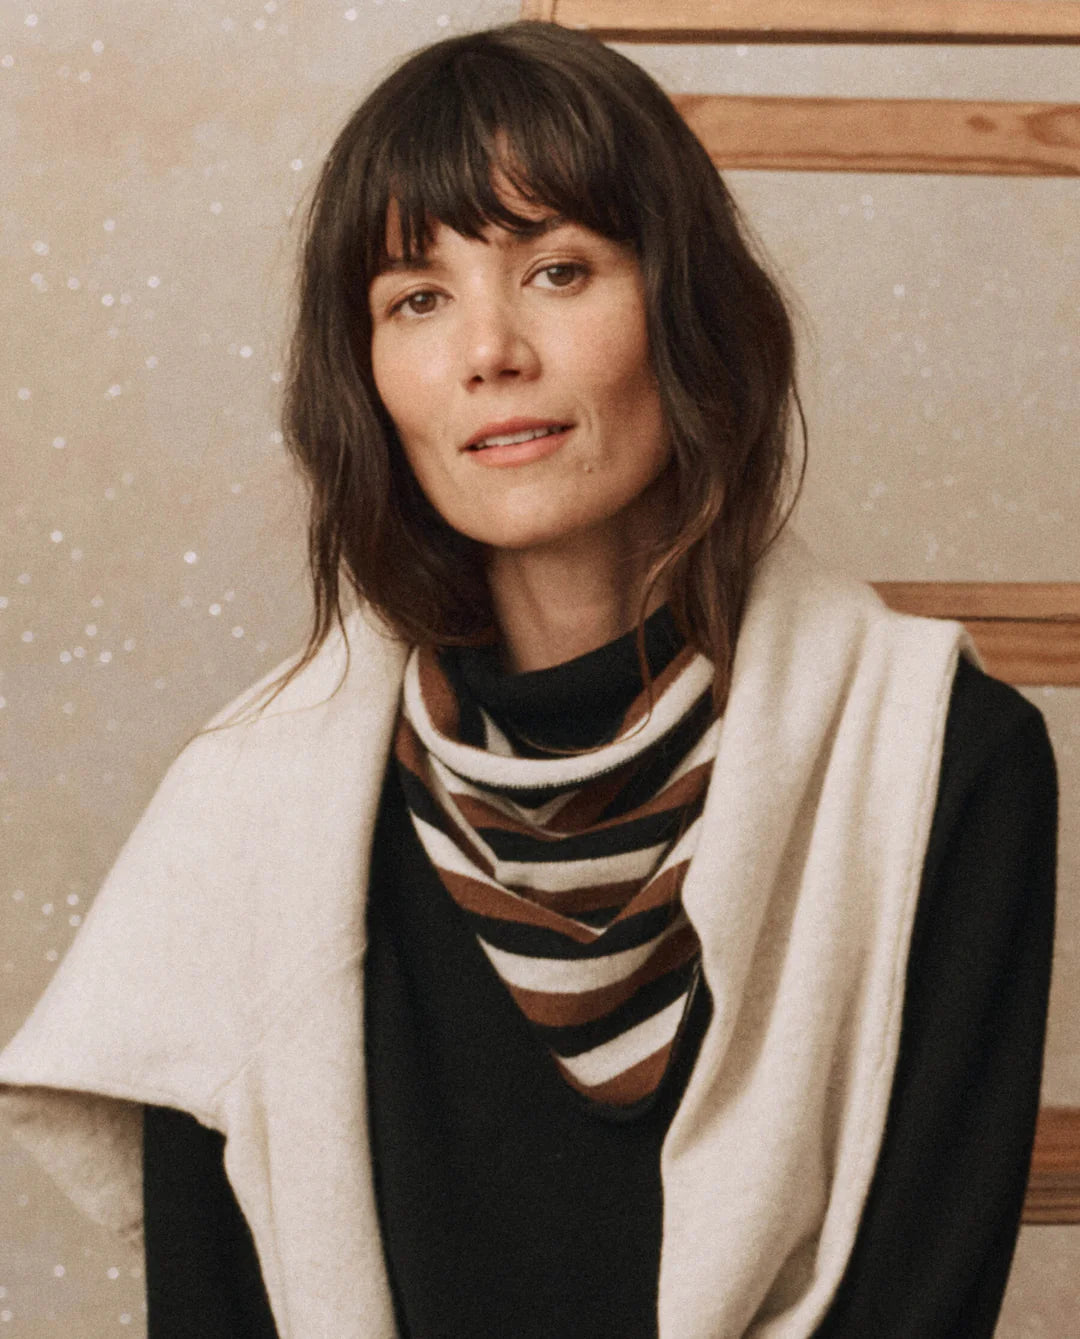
[
  {"x1": 526, "y1": 0, "x2": 1080, "y2": 43},
  {"x1": 673, "y1": 95, "x2": 1080, "y2": 175},
  {"x1": 873, "y1": 582, "x2": 1080, "y2": 685},
  {"x1": 1025, "y1": 1107, "x2": 1080, "y2": 1224}
]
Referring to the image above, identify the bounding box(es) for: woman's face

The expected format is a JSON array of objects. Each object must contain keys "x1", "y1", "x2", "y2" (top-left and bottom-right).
[{"x1": 368, "y1": 197, "x2": 671, "y2": 556}]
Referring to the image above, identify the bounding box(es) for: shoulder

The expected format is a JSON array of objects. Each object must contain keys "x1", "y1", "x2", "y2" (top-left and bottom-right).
[{"x1": 936, "y1": 658, "x2": 1057, "y2": 828}]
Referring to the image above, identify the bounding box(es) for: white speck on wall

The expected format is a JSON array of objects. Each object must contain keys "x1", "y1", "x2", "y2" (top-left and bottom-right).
[
  {"x1": 183, "y1": 551, "x2": 198, "y2": 564},
  {"x1": 25, "y1": 13, "x2": 38, "y2": 27},
  {"x1": 31, "y1": 240, "x2": 49, "y2": 255},
  {"x1": 52, "y1": 435, "x2": 65, "y2": 448},
  {"x1": 17, "y1": 388, "x2": 31, "y2": 400},
  {"x1": 91, "y1": 39, "x2": 104, "y2": 53},
  {"x1": 50, "y1": 531, "x2": 63, "y2": 543},
  {"x1": 210, "y1": 200, "x2": 223, "y2": 214},
  {"x1": 290, "y1": 159, "x2": 303, "y2": 171}
]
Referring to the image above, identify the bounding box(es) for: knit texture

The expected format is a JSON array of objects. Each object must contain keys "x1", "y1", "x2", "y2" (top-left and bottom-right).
[{"x1": 395, "y1": 635, "x2": 719, "y2": 1107}]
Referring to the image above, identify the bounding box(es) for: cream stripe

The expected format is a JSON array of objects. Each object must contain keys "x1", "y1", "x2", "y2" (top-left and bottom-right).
[
  {"x1": 558, "y1": 994, "x2": 688, "y2": 1086},
  {"x1": 426, "y1": 753, "x2": 675, "y2": 891},
  {"x1": 403, "y1": 648, "x2": 715, "y2": 791},
  {"x1": 429, "y1": 754, "x2": 578, "y2": 829},
  {"x1": 490, "y1": 842, "x2": 670, "y2": 893},
  {"x1": 411, "y1": 816, "x2": 506, "y2": 893},
  {"x1": 477, "y1": 919, "x2": 688, "y2": 992}
]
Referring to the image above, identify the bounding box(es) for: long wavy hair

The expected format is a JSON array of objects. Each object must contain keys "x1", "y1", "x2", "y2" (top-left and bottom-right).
[{"x1": 280, "y1": 19, "x2": 804, "y2": 715}]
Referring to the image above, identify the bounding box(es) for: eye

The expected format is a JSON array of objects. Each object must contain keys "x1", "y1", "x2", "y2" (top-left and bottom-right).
[
  {"x1": 390, "y1": 289, "x2": 442, "y2": 318},
  {"x1": 532, "y1": 262, "x2": 588, "y2": 290}
]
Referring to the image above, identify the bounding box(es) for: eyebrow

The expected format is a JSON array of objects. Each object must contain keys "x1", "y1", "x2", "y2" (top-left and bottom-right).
[{"x1": 373, "y1": 214, "x2": 571, "y2": 278}]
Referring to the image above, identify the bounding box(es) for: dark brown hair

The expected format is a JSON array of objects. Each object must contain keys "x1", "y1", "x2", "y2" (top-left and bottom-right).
[{"x1": 281, "y1": 19, "x2": 804, "y2": 712}]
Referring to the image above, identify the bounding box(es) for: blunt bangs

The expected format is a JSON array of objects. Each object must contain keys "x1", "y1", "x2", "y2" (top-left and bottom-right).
[{"x1": 353, "y1": 30, "x2": 664, "y2": 282}]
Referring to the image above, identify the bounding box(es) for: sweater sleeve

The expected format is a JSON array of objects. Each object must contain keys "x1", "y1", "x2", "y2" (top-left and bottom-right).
[
  {"x1": 143, "y1": 1104, "x2": 279, "y2": 1339},
  {"x1": 815, "y1": 659, "x2": 1058, "y2": 1337}
]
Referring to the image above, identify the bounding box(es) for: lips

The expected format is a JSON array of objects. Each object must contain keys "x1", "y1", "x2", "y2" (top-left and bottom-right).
[{"x1": 463, "y1": 417, "x2": 574, "y2": 452}]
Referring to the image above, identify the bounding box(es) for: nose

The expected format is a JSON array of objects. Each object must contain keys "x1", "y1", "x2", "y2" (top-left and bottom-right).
[{"x1": 460, "y1": 295, "x2": 540, "y2": 386}]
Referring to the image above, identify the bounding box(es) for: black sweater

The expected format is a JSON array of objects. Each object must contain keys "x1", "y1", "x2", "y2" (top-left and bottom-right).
[{"x1": 142, "y1": 637, "x2": 1056, "y2": 1338}]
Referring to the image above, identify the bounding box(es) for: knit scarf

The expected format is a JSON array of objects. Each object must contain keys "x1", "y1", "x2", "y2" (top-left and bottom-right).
[{"x1": 393, "y1": 631, "x2": 721, "y2": 1109}]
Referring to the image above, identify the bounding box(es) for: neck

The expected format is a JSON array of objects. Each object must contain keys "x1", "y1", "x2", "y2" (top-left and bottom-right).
[{"x1": 486, "y1": 526, "x2": 667, "y2": 674}]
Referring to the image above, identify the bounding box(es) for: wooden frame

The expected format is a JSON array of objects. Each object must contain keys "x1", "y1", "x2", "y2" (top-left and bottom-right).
[
  {"x1": 873, "y1": 582, "x2": 1080, "y2": 685},
  {"x1": 520, "y1": 0, "x2": 1080, "y2": 43},
  {"x1": 1026, "y1": 1109, "x2": 1080, "y2": 1223},
  {"x1": 674, "y1": 95, "x2": 1080, "y2": 175}
]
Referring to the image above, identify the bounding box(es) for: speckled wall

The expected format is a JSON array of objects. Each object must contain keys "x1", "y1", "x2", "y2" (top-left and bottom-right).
[{"x1": 1, "y1": 3, "x2": 1077, "y2": 1334}]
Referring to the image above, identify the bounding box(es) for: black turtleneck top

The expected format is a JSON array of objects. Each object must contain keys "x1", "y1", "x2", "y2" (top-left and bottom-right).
[{"x1": 142, "y1": 610, "x2": 1056, "y2": 1338}]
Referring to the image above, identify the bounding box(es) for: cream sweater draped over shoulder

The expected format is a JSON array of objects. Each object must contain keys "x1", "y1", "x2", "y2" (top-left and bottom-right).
[{"x1": 0, "y1": 533, "x2": 970, "y2": 1339}]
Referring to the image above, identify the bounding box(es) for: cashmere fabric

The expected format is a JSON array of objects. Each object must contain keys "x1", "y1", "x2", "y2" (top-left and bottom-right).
[{"x1": 0, "y1": 532, "x2": 970, "y2": 1339}]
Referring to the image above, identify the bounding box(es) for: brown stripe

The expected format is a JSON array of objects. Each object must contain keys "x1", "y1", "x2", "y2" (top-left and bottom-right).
[
  {"x1": 557, "y1": 1039, "x2": 676, "y2": 1107},
  {"x1": 441, "y1": 867, "x2": 601, "y2": 943},
  {"x1": 415, "y1": 648, "x2": 460, "y2": 738},
  {"x1": 618, "y1": 645, "x2": 704, "y2": 735},
  {"x1": 453, "y1": 792, "x2": 567, "y2": 838},
  {"x1": 605, "y1": 861, "x2": 689, "y2": 921},
  {"x1": 509, "y1": 876, "x2": 646, "y2": 915},
  {"x1": 506, "y1": 858, "x2": 688, "y2": 924},
  {"x1": 452, "y1": 758, "x2": 707, "y2": 842},
  {"x1": 541, "y1": 759, "x2": 647, "y2": 831},
  {"x1": 570, "y1": 761, "x2": 712, "y2": 838},
  {"x1": 393, "y1": 714, "x2": 427, "y2": 775},
  {"x1": 505, "y1": 921, "x2": 700, "y2": 1027}
]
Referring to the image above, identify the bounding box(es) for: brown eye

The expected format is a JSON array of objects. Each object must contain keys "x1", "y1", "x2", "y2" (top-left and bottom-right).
[
  {"x1": 394, "y1": 290, "x2": 439, "y2": 316},
  {"x1": 535, "y1": 263, "x2": 586, "y2": 289}
]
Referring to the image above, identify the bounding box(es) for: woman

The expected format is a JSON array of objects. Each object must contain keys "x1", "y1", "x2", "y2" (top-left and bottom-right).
[{"x1": 0, "y1": 21, "x2": 1056, "y2": 1339}]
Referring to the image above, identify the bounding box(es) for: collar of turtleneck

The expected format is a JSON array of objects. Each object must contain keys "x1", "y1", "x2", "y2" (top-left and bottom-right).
[{"x1": 438, "y1": 603, "x2": 687, "y2": 756}]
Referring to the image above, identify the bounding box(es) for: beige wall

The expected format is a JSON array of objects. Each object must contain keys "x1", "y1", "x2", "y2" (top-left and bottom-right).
[{"x1": 1, "y1": 2, "x2": 1077, "y2": 1333}]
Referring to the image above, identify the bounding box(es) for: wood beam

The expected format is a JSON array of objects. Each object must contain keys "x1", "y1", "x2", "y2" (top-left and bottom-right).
[
  {"x1": 522, "y1": 0, "x2": 1080, "y2": 43},
  {"x1": 1025, "y1": 1107, "x2": 1080, "y2": 1224},
  {"x1": 873, "y1": 582, "x2": 1080, "y2": 685},
  {"x1": 674, "y1": 95, "x2": 1080, "y2": 175}
]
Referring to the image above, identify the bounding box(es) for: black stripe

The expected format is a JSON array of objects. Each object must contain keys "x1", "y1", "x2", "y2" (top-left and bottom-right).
[
  {"x1": 596, "y1": 691, "x2": 716, "y2": 822},
  {"x1": 396, "y1": 763, "x2": 460, "y2": 836},
  {"x1": 470, "y1": 903, "x2": 678, "y2": 960},
  {"x1": 476, "y1": 806, "x2": 688, "y2": 864},
  {"x1": 536, "y1": 959, "x2": 698, "y2": 1058}
]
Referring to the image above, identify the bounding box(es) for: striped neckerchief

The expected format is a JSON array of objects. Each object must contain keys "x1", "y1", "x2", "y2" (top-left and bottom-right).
[{"x1": 393, "y1": 609, "x2": 721, "y2": 1112}]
